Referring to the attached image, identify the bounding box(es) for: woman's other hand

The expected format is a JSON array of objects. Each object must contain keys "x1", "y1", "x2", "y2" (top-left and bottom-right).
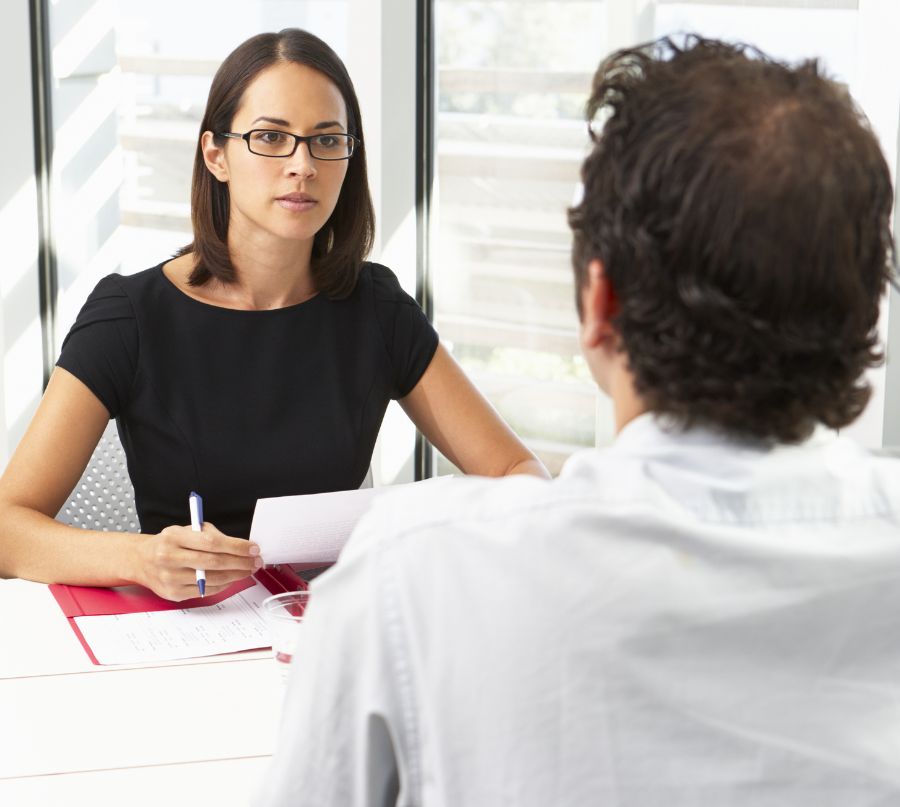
[{"x1": 400, "y1": 344, "x2": 551, "y2": 479}]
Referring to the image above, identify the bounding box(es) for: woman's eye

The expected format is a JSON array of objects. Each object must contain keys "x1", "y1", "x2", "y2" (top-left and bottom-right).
[
  {"x1": 255, "y1": 131, "x2": 288, "y2": 144},
  {"x1": 315, "y1": 135, "x2": 339, "y2": 149}
]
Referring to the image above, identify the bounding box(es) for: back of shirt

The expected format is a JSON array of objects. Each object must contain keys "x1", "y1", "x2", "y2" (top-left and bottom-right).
[{"x1": 259, "y1": 415, "x2": 900, "y2": 807}]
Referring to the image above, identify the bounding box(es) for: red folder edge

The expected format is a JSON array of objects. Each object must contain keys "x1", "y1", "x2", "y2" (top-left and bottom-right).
[{"x1": 49, "y1": 565, "x2": 306, "y2": 666}]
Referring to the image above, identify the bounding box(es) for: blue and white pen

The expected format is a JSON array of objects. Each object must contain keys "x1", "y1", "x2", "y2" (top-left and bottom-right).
[{"x1": 189, "y1": 491, "x2": 205, "y2": 597}]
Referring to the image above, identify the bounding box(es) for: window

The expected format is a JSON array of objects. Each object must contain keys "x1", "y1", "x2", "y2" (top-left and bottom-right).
[
  {"x1": 431, "y1": 0, "x2": 900, "y2": 468},
  {"x1": 433, "y1": 1, "x2": 608, "y2": 475}
]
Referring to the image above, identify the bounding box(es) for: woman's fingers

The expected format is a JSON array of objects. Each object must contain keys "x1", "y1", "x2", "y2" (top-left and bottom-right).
[
  {"x1": 178, "y1": 547, "x2": 262, "y2": 573},
  {"x1": 142, "y1": 522, "x2": 264, "y2": 601},
  {"x1": 150, "y1": 567, "x2": 257, "y2": 600},
  {"x1": 179, "y1": 521, "x2": 263, "y2": 574},
  {"x1": 157, "y1": 523, "x2": 262, "y2": 569},
  {"x1": 177, "y1": 566, "x2": 260, "y2": 589},
  {"x1": 178, "y1": 521, "x2": 262, "y2": 559}
]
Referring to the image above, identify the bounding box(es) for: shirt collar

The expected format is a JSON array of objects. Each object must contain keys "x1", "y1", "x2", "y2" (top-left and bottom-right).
[
  {"x1": 611, "y1": 411, "x2": 838, "y2": 456},
  {"x1": 612, "y1": 412, "x2": 739, "y2": 453}
]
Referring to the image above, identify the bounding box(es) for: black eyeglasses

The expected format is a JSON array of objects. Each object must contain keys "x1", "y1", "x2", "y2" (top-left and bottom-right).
[{"x1": 219, "y1": 129, "x2": 358, "y2": 160}]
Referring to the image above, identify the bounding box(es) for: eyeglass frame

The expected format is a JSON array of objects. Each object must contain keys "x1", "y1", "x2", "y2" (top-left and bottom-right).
[{"x1": 218, "y1": 129, "x2": 359, "y2": 161}]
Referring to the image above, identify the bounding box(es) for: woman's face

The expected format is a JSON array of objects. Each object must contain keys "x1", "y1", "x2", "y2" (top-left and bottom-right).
[{"x1": 203, "y1": 61, "x2": 350, "y2": 250}]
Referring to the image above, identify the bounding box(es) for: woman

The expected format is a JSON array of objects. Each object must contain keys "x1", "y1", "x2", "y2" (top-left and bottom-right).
[{"x1": 0, "y1": 29, "x2": 548, "y2": 601}]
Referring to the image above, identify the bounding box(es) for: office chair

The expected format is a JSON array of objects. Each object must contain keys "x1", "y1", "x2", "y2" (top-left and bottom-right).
[{"x1": 56, "y1": 420, "x2": 140, "y2": 532}]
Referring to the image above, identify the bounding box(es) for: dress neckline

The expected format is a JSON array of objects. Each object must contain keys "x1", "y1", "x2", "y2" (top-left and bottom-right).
[{"x1": 155, "y1": 263, "x2": 323, "y2": 315}]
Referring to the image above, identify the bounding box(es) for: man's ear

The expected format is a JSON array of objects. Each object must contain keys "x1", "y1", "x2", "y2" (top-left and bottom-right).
[
  {"x1": 579, "y1": 259, "x2": 618, "y2": 350},
  {"x1": 201, "y1": 131, "x2": 229, "y2": 182}
]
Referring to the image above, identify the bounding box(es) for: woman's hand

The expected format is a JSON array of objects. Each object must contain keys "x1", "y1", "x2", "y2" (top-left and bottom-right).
[{"x1": 133, "y1": 521, "x2": 263, "y2": 601}]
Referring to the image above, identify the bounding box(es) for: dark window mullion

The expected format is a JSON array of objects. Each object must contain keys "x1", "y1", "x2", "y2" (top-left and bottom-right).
[
  {"x1": 29, "y1": 0, "x2": 57, "y2": 390},
  {"x1": 414, "y1": 0, "x2": 436, "y2": 481}
]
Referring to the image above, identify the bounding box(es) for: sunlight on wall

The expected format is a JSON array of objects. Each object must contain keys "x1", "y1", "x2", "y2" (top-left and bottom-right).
[
  {"x1": 59, "y1": 230, "x2": 121, "y2": 337},
  {"x1": 55, "y1": 148, "x2": 123, "y2": 332},
  {"x1": 53, "y1": 71, "x2": 120, "y2": 170},
  {"x1": 70, "y1": 149, "x2": 123, "y2": 222},
  {"x1": 0, "y1": 179, "x2": 42, "y2": 455},
  {"x1": 51, "y1": 72, "x2": 122, "y2": 343},
  {"x1": 4, "y1": 319, "x2": 43, "y2": 434},
  {"x1": 0, "y1": 181, "x2": 40, "y2": 298},
  {"x1": 52, "y1": 0, "x2": 115, "y2": 80}
]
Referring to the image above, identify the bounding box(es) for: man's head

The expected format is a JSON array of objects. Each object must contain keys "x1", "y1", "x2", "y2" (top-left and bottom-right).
[{"x1": 569, "y1": 36, "x2": 895, "y2": 442}]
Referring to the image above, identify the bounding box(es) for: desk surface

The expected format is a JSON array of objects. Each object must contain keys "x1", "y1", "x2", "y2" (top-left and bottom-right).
[{"x1": 0, "y1": 578, "x2": 284, "y2": 806}]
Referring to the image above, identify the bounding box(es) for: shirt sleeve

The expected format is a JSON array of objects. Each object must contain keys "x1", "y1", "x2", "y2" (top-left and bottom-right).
[
  {"x1": 255, "y1": 522, "x2": 413, "y2": 807},
  {"x1": 56, "y1": 274, "x2": 138, "y2": 417},
  {"x1": 369, "y1": 264, "x2": 439, "y2": 399}
]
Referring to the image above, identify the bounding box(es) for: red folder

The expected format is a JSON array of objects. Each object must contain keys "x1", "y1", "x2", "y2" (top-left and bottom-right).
[{"x1": 49, "y1": 564, "x2": 307, "y2": 665}]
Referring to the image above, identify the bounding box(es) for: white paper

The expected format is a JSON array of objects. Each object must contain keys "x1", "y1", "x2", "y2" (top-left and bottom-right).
[
  {"x1": 249, "y1": 478, "x2": 451, "y2": 565},
  {"x1": 73, "y1": 582, "x2": 272, "y2": 665},
  {"x1": 249, "y1": 487, "x2": 379, "y2": 565}
]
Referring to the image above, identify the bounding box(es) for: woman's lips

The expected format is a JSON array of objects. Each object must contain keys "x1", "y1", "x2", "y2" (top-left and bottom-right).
[{"x1": 276, "y1": 194, "x2": 317, "y2": 212}]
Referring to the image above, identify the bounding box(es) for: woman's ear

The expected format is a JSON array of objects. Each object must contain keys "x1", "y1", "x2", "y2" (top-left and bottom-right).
[
  {"x1": 201, "y1": 131, "x2": 229, "y2": 182},
  {"x1": 579, "y1": 259, "x2": 618, "y2": 350}
]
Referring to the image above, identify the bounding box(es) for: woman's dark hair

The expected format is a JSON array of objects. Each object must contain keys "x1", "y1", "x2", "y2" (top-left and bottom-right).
[
  {"x1": 569, "y1": 35, "x2": 895, "y2": 442},
  {"x1": 178, "y1": 28, "x2": 374, "y2": 299}
]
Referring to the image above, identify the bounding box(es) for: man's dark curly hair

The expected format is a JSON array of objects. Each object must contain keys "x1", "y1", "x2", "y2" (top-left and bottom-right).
[{"x1": 568, "y1": 35, "x2": 896, "y2": 443}]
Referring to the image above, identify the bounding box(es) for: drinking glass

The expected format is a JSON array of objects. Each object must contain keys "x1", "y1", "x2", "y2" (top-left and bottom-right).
[{"x1": 261, "y1": 590, "x2": 310, "y2": 682}]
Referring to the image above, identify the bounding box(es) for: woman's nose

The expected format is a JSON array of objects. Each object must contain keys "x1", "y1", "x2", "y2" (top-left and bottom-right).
[{"x1": 286, "y1": 143, "x2": 317, "y2": 179}]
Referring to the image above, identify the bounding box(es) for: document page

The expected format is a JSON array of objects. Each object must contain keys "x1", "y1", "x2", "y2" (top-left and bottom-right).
[
  {"x1": 73, "y1": 581, "x2": 272, "y2": 665},
  {"x1": 249, "y1": 477, "x2": 452, "y2": 565},
  {"x1": 249, "y1": 487, "x2": 378, "y2": 565}
]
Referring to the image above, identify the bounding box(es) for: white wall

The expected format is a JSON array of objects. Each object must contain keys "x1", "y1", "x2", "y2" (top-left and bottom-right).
[{"x1": 0, "y1": 5, "x2": 44, "y2": 467}]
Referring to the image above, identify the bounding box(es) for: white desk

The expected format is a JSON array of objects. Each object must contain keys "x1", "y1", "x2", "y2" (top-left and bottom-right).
[{"x1": 0, "y1": 578, "x2": 285, "y2": 806}]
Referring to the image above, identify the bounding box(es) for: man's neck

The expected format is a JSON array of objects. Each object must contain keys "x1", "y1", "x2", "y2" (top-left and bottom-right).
[{"x1": 606, "y1": 361, "x2": 648, "y2": 434}]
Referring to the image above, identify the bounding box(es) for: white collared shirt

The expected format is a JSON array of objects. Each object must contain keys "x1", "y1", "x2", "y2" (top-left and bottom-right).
[{"x1": 257, "y1": 415, "x2": 900, "y2": 806}]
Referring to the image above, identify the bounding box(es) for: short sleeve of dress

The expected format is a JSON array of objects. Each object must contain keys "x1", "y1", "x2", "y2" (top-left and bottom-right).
[
  {"x1": 370, "y1": 263, "x2": 439, "y2": 399},
  {"x1": 56, "y1": 274, "x2": 138, "y2": 417}
]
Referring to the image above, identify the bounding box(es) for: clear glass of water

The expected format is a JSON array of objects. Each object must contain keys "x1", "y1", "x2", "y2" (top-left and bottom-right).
[{"x1": 261, "y1": 591, "x2": 310, "y2": 682}]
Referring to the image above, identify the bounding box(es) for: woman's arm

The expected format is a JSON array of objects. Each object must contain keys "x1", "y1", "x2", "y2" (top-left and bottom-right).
[
  {"x1": 399, "y1": 344, "x2": 550, "y2": 479},
  {"x1": 0, "y1": 368, "x2": 260, "y2": 599}
]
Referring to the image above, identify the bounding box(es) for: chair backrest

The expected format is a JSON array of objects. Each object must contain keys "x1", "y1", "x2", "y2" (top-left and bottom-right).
[
  {"x1": 57, "y1": 421, "x2": 374, "y2": 532},
  {"x1": 57, "y1": 420, "x2": 140, "y2": 532}
]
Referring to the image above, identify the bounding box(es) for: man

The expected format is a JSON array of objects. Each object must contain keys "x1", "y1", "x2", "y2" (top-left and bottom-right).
[{"x1": 257, "y1": 36, "x2": 900, "y2": 806}]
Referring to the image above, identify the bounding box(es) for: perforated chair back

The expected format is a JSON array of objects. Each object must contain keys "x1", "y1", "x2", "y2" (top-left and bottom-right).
[{"x1": 57, "y1": 420, "x2": 140, "y2": 532}]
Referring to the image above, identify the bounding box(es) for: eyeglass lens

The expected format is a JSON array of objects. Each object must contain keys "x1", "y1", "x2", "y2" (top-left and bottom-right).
[{"x1": 247, "y1": 130, "x2": 354, "y2": 159}]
